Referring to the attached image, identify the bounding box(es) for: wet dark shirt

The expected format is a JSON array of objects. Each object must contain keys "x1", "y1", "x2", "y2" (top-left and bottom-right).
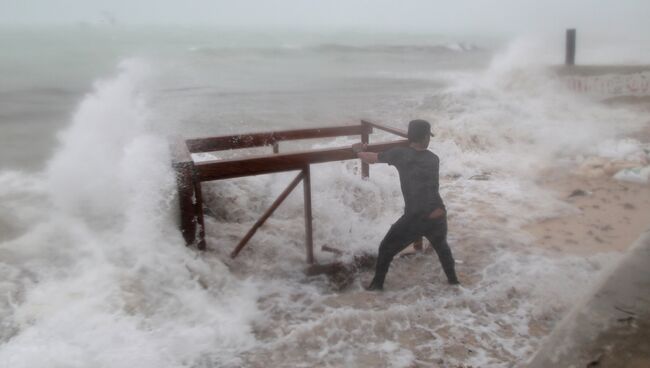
[{"x1": 378, "y1": 146, "x2": 445, "y2": 216}]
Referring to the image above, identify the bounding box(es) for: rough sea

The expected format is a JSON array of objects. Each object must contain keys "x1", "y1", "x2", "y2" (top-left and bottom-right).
[{"x1": 1, "y1": 26, "x2": 648, "y2": 367}]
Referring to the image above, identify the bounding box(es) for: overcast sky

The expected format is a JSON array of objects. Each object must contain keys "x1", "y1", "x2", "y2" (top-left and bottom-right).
[{"x1": 3, "y1": 0, "x2": 650, "y2": 35}]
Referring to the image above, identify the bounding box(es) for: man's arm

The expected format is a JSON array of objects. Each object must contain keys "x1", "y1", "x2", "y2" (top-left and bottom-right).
[{"x1": 352, "y1": 143, "x2": 379, "y2": 164}]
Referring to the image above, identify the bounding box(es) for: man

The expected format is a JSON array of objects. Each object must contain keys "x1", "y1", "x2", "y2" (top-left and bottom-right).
[{"x1": 352, "y1": 119, "x2": 459, "y2": 291}]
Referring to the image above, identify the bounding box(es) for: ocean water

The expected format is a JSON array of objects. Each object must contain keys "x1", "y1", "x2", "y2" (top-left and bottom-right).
[{"x1": 0, "y1": 26, "x2": 648, "y2": 367}]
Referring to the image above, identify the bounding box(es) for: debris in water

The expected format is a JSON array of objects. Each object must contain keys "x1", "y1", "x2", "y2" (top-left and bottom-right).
[{"x1": 568, "y1": 189, "x2": 588, "y2": 198}]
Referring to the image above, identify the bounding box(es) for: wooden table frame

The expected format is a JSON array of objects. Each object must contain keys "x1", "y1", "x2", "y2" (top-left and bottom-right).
[{"x1": 171, "y1": 120, "x2": 409, "y2": 264}]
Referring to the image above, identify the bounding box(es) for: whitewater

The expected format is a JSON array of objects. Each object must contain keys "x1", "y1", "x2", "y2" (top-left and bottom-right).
[{"x1": 1, "y1": 28, "x2": 648, "y2": 367}]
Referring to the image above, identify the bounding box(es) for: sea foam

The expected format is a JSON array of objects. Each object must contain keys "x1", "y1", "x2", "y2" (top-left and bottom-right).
[{"x1": 0, "y1": 60, "x2": 260, "y2": 368}]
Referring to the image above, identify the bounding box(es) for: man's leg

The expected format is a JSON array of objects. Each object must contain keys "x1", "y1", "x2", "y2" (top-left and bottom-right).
[
  {"x1": 368, "y1": 216, "x2": 421, "y2": 290},
  {"x1": 424, "y1": 219, "x2": 459, "y2": 284}
]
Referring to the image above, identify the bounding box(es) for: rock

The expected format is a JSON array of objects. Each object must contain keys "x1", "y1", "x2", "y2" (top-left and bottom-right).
[{"x1": 568, "y1": 189, "x2": 588, "y2": 198}]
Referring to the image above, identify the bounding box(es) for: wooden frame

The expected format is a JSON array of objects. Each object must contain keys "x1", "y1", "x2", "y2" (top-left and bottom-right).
[{"x1": 171, "y1": 120, "x2": 410, "y2": 263}]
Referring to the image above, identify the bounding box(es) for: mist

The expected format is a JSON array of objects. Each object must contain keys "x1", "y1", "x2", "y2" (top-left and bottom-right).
[{"x1": 4, "y1": 0, "x2": 650, "y2": 37}]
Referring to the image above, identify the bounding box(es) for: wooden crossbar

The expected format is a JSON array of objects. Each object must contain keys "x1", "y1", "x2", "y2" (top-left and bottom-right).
[
  {"x1": 230, "y1": 170, "x2": 306, "y2": 259},
  {"x1": 361, "y1": 119, "x2": 408, "y2": 138},
  {"x1": 196, "y1": 140, "x2": 408, "y2": 181},
  {"x1": 186, "y1": 125, "x2": 370, "y2": 153}
]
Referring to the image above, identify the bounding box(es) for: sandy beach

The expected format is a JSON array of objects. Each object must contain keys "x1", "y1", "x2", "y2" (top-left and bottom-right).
[
  {"x1": 526, "y1": 172, "x2": 650, "y2": 256},
  {"x1": 527, "y1": 119, "x2": 650, "y2": 255}
]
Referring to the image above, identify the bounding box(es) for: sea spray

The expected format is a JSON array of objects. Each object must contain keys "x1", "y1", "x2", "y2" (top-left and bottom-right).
[{"x1": 0, "y1": 60, "x2": 260, "y2": 368}]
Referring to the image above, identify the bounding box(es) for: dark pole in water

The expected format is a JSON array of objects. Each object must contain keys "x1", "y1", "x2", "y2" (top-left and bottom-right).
[
  {"x1": 565, "y1": 29, "x2": 576, "y2": 65},
  {"x1": 361, "y1": 121, "x2": 370, "y2": 179},
  {"x1": 303, "y1": 165, "x2": 314, "y2": 264}
]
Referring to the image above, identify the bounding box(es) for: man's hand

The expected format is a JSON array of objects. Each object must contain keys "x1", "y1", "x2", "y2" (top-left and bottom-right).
[
  {"x1": 428, "y1": 208, "x2": 446, "y2": 220},
  {"x1": 352, "y1": 143, "x2": 367, "y2": 154},
  {"x1": 358, "y1": 151, "x2": 379, "y2": 164},
  {"x1": 353, "y1": 143, "x2": 379, "y2": 164}
]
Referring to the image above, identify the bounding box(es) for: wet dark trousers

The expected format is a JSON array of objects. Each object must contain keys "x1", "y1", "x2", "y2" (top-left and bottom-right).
[{"x1": 370, "y1": 214, "x2": 457, "y2": 288}]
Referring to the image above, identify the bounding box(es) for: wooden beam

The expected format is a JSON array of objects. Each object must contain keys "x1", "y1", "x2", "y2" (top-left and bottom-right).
[
  {"x1": 186, "y1": 125, "x2": 366, "y2": 153},
  {"x1": 195, "y1": 140, "x2": 409, "y2": 181},
  {"x1": 321, "y1": 245, "x2": 344, "y2": 255},
  {"x1": 230, "y1": 170, "x2": 305, "y2": 258},
  {"x1": 361, "y1": 120, "x2": 408, "y2": 139},
  {"x1": 170, "y1": 136, "x2": 198, "y2": 245},
  {"x1": 305, "y1": 252, "x2": 377, "y2": 290}
]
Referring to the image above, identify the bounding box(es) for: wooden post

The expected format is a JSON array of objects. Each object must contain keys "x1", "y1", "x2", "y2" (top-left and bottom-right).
[
  {"x1": 360, "y1": 120, "x2": 370, "y2": 179},
  {"x1": 171, "y1": 137, "x2": 197, "y2": 246},
  {"x1": 192, "y1": 178, "x2": 207, "y2": 250},
  {"x1": 272, "y1": 141, "x2": 279, "y2": 154},
  {"x1": 303, "y1": 165, "x2": 314, "y2": 264},
  {"x1": 176, "y1": 163, "x2": 197, "y2": 245},
  {"x1": 566, "y1": 29, "x2": 576, "y2": 66}
]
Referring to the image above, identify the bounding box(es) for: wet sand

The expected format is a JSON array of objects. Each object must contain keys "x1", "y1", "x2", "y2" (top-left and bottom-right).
[
  {"x1": 526, "y1": 116, "x2": 650, "y2": 256},
  {"x1": 525, "y1": 172, "x2": 650, "y2": 256}
]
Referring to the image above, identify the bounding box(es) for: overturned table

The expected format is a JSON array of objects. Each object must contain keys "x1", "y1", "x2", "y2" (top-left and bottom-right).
[{"x1": 171, "y1": 120, "x2": 410, "y2": 264}]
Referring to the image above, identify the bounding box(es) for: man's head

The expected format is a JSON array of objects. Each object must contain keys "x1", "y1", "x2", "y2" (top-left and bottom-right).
[{"x1": 407, "y1": 119, "x2": 432, "y2": 147}]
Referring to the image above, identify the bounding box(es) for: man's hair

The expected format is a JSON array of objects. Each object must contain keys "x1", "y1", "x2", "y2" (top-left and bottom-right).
[{"x1": 407, "y1": 119, "x2": 431, "y2": 143}]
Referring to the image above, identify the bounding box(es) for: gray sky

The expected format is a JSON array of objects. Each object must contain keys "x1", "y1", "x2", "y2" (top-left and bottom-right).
[{"x1": 3, "y1": 0, "x2": 650, "y2": 35}]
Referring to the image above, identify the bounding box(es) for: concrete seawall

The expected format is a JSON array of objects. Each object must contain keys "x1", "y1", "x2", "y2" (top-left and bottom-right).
[
  {"x1": 552, "y1": 65, "x2": 650, "y2": 102},
  {"x1": 553, "y1": 65, "x2": 650, "y2": 77},
  {"x1": 527, "y1": 230, "x2": 650, "y2": 367}
]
